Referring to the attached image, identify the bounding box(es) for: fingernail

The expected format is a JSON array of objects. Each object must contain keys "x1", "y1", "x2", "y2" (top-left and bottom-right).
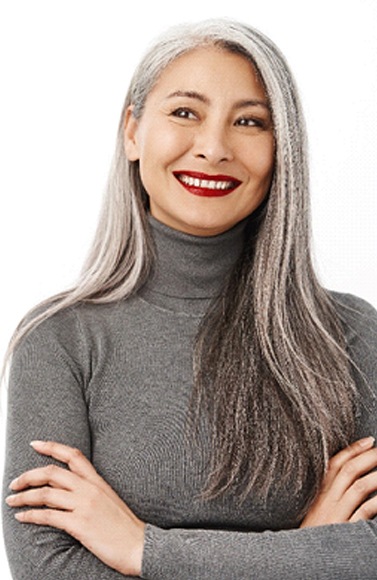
[
  {"x1": 14, "y1": 512, "x2": 24, "y2": 521},
  {"x1": 359, "y1": 436, "x2": 375, "y2": 448},
  {"x1": 5, "y1": 495, "x2": 15, "y2": 505},
  {"x1": 30, "y1": 440, "x2": 45, "y2": 448},
  {"x1": 9, "y1": 478, "x2": 19, "y2": 490}
]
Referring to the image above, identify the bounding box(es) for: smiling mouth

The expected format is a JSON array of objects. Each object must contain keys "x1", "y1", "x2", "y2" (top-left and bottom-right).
[{"x1": 173, "y1": 171, "x2": 242, "y2": 197}]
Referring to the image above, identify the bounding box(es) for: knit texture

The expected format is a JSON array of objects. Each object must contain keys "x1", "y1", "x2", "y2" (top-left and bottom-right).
[{"x1": 3, "y1": 216, "x2": 377, "y2": 579}]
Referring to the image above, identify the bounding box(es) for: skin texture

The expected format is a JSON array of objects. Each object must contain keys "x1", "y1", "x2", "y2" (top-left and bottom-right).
[
  {"x1": 124, "y1": 47, "x2": 275, "y2": 237},
  {"x1": 6, "y1": 441, "x2": 145, "y2": 576},
  {"x1": 300, "y1": 436, "x2": 377, "y2": 527}
]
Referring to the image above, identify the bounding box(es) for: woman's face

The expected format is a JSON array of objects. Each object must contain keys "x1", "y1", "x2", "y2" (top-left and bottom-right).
[{"x1": 124, "y1": 46, "x2": 275, "y2": 236}]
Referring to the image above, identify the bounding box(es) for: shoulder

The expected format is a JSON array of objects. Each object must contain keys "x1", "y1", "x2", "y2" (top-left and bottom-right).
[
  {"x1": 12, "y1": 300, "x2": 127, "y2": 367},
  {"x1": 18, "y1": 299, "x2": 126, "y2": 342},
  {"x1": 330, "y1": 292, "x2": 377, "y2": 345},
  {"x1": 330, "y1": 291, "x2": 376, "y2": 314},
  {"x1": 330, "y1": 292, "x2": 377, "y2": 386},
  {"x1": 9, "y1": 299, "x2": 135, "y2": 390}
]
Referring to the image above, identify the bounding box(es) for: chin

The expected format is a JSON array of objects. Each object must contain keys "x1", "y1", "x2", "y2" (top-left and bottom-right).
[{"x1": 179, "y1": 218, "x2": 239, "y2": 237}]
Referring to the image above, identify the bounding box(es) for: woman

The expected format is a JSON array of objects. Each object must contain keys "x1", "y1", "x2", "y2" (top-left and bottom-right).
[{"x1": 3, "y1": 18, "x2": 377, "y2": 579}]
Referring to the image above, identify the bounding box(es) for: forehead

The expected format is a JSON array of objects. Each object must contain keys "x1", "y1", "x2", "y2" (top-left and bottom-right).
[{"x1": 147, "y1": 46, "x2": 267, "y2": 101}]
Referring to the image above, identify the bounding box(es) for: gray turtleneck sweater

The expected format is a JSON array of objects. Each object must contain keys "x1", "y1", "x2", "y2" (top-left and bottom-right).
[{"x1": 3, "y1": 217, "x2": 377, "y2": 579}]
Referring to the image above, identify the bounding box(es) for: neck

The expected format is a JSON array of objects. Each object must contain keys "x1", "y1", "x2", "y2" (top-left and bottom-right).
[{"x1": 139, "y1": 215, "x2": 248, "y2": 316}]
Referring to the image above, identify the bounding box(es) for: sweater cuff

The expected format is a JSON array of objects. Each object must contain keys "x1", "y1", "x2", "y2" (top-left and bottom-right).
[
  {"x1": 140, "y1": 524, "x2": 164, "y2": 579},
  {"x1": 140, "y1": 523, "x2": 216, "y2": 579},
  {"x1": 141, "y1": 523, "x2": 200, "y2": 579}
]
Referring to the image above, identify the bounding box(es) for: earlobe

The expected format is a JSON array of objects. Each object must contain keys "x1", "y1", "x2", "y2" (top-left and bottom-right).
[{"x1": 124, "y1": 106, "x2": 140, "y2": 161}]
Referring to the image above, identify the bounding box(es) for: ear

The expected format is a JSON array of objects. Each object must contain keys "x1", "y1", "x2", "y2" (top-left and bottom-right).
[{"x1": 123, "y1": 105, "x2": 140, "y2": 161}]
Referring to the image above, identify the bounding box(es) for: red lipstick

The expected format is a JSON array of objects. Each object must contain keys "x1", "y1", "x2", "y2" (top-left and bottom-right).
[{"x1": 173, "y1": 171, "x2": 242, "y2": 197}]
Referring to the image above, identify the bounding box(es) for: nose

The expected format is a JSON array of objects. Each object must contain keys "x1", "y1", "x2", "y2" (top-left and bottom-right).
[{"x1": 192, "y1": 122, "x2": 233, "y2": 165}]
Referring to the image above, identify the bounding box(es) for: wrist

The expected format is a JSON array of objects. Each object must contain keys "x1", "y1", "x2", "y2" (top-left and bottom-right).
[{"x1": 129, "y1": 521, "x2": 146, "y2": 577}]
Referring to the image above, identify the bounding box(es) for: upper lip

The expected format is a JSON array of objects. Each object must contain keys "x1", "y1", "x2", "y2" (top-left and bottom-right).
[{"x1": 173, "y1": 170, "x2": 241, "y2": 184}]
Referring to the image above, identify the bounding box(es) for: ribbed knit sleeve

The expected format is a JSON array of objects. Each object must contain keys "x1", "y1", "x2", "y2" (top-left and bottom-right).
[
  {"x1": 141, "y1": 520, "x2": 377, "y2": 579},
  {"x1": 2, "y1": 309, "x2": 132, "y2": 579}
]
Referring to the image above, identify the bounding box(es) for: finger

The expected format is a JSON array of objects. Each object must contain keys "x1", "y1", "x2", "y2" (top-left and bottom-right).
[
  {"x1": 350, "y1": 495, "x2": 377, "y2": 523},
  {"x1": 326, "y1": 437, "x2": 375, "y2": 484},
  {"x1": 324, "y1": 442, "x2": 377, "y2": 493},
  {"x1": 343, "y1": 471, "x2": 377, "y2": 513},
  {"x1": 30, "y1": 441, "x2": 96, "y2": 478},
  {"x1": 6, "y1": 487, "x2": 74, "y2": 511},
  {"x1": 325, "y1": 471, "x2": 377, "y2": 522},
  {"x1": 330, "y1": 448, "x2": 377, "y2": 499},
  {"x1": 9, "y1": 464, "x2": 81, "y2": 492},
  {"x1": 30, "y1": 440, "x2": 124, "y2": 504},
  {"x1": 14, "y1": 508, "x2": 74, "y2": 533}
]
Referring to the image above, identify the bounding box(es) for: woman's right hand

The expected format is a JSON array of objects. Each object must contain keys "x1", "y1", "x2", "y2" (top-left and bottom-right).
[{"x1": 300, "y1": 436, "x2": 377, "y2": 528}]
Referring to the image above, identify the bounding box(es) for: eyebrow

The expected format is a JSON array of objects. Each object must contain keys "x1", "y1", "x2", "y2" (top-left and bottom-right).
[{"x1": 166, "y1": 90, "x2": 270, "y2": 110}]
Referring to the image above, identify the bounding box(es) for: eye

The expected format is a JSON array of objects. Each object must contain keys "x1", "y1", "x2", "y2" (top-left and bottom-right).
[
  {"x1": 170, "y1": 107, "x2": 197, "y2": 120},
  {"x1": 235, "y1": 116, "x2": 264, "y2": 128}
]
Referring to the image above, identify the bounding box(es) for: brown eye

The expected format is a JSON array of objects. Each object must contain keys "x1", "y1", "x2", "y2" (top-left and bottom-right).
[
  {"x1": 171, "y1": 108, "x2": 197, "y2": 120},
  {"x1": 235, "y1": 117, "x2": 263, "y2": 128}
]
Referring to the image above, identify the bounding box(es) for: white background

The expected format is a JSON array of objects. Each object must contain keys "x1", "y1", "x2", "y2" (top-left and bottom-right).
[{"x1": 0, "y1": 0, "x2": 376, "y2": 577}]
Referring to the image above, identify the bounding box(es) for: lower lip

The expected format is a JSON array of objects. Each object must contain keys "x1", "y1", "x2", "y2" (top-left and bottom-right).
[{"x1": 176, "y1": 178, "x2": 240, "y2": 198}]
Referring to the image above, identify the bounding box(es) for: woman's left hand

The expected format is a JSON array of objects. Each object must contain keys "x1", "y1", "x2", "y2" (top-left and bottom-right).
[{"x1": 5, "y1": 440, "x2": 145, "y2": 577}]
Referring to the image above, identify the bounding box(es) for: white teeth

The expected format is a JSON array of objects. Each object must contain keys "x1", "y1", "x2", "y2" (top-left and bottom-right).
[{"x1": 178, "y1": 174, "x2": 235, "y2": 190}]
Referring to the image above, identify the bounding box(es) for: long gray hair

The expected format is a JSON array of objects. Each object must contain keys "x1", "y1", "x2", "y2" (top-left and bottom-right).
[{"x1": 6, "y1": 19, "x2": 357, "y2": 512}]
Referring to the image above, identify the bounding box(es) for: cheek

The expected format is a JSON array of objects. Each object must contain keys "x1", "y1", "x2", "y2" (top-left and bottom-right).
[
  {"x1": 139, "y1": 122, "x2": 192, "y2": 167},
  {"x1": 244, "y1": 139, "x2": 275, "y2": 180},
  {"x1": 138, "y1": 133, "x2": 187, "y2": 194}
]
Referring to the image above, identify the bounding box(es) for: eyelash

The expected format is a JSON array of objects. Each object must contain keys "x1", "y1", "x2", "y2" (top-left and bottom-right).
[
  {"x1": 170, "y1": 108, "x2": 266, "y2": 128},
  {"x1": 170, "y1": 107, "x2": 197, "y2": 120},
  {"x1": 235, "y1": 117, "x2": 265, "y2": 128}
]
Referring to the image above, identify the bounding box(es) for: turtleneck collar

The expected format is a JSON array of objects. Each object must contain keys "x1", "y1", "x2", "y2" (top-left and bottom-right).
[{"x1": 138, "y1": 215, "x2": 248, "y2": 316}]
